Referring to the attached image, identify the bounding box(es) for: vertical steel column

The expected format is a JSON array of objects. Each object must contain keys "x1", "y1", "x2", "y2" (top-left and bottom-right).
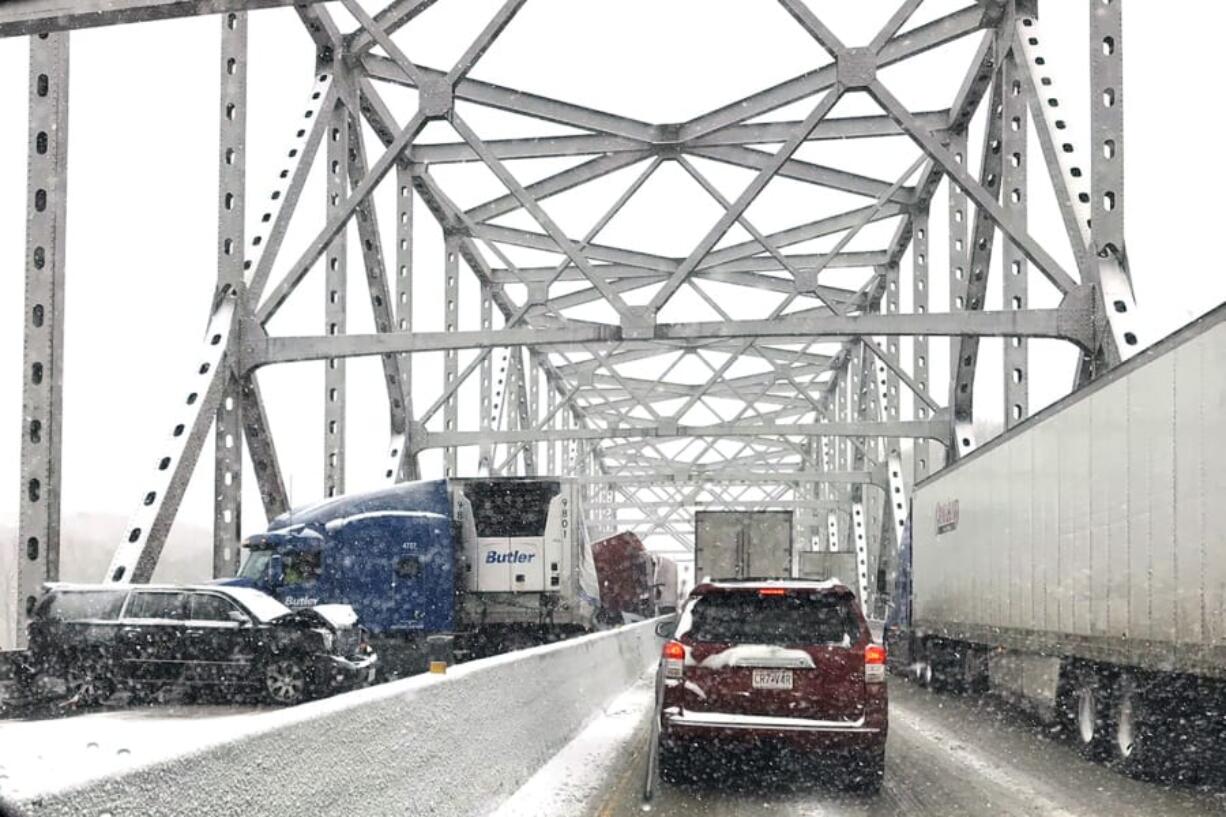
[
  {"x1": 880, "y1": 451, "x2": 908, "y2": 616},
  {"x1": 545, "y1": 385, "x2": 557, "y2": 474},
  {"x1": 323, "y1": 101, "x2": 348, "y2": 497},
  {"x1": 394, "y1": 164, "x2": 418, "y2": 480},
  {"x1": 527, "y1": 351, "x2": 541, "y2": 475},
  {"x1": 213, "y1": 12, "x2": 247, "y2": 577},
  {"x1": 1090, "y1": 0, "x2": 1125, "y2": 264},
  {"x1": 501, "y1": 348, "x2": 520, "y2": 475},
  {"x1": 852, "y1": 501, "x2": 869, "y2": 606},
  {"x1": 443, "y1": 234, "x2": 460, "y2": 476},
  {"x1": 882, "y1": 263, "x2": 900, "y2": 427},
  {"x1": 1088, "y1": 0, "x2": 1138, "y2": 361},
  {"x1": 911, "y1": 207, "x2": 931, "y2": 483},
  {"x1": 478, "y1": 285, "x2": 493, "y2": 473},
  {"x1": 835, "y1": 372, "x2": 849, "y2": 546},
  {"x1": 947, "y1": 132, "x2": 969, "y2": 379},
  {"x1": 14, "y1": 31, "x2": 69, "y2": 648},
  {"x1": 1003, "y1": 49, "x2": 1029, "y2": 430}
]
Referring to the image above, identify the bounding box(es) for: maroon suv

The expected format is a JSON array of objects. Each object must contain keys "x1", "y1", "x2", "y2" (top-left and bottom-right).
[{"x1": 654, "y1": 579, "x2": 887, "y2": 790}]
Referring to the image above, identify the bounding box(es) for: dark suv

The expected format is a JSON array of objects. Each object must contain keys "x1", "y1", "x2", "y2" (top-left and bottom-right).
[
  {"x1": 654, "y1": 579, "x2": 887, "y2": 791},
  {"x1": 23, "y1": 584, "x2": 377, "y2": 706}
]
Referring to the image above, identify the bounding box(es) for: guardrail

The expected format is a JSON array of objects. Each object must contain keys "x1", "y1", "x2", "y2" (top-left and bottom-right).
[{"x1": 1, "y1": 620, "x2": 663, "y2": 817}]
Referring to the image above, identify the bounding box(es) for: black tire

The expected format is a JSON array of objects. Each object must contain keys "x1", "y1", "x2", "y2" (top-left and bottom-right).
[
  {"x1": 262, "y1": 658, "x2": 309, "y2": 706},
  {"x1": 1069, "y1": 669, "x2": 1111, "y2": 761},
  {"x1": 1109, "y1": 674, "x2": 1164, "y2": 779},
  {"x1": 64, "y1": 651, "x2": 116, "y2": 707},
  {"x1": 847, "y1": 748, "x2": 885, "y2": 794},
  {"x1": 657, "y1": 743, "x2": 690, "y2": 785}
]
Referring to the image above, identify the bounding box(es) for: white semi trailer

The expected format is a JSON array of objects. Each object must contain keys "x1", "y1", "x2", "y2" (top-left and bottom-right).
[{"x1": 898, "y1": 304, "x2": 1226, "y2": 777}]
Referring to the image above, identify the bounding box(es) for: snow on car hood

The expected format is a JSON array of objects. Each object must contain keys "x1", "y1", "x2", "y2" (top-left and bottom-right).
[
  {"x1": 277, "y1": 604, "x2": 359, "y2": 630},
  {"x1": 692, "y1": 644, "x2": 817, "y2": 669}
]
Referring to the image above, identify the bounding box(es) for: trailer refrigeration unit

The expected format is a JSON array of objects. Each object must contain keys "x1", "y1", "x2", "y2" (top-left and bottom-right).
[
  {"x1": 222, "y1": 477, "x2": 600, "y2": 674},
  {"x1": 693, "y1": 510, "x2": 794, "y2": 581},
  {"x1": 893, "y1": 304, "x2": 1226, "y2": 776}
]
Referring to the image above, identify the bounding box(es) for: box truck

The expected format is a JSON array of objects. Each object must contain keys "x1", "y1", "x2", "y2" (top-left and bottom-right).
[
  {"x1": 693, "y1": 510, "x2": 794, "y2": 581},
  {"x1": 890, "y1": 304, "x2": 1226, "y2": 777}
]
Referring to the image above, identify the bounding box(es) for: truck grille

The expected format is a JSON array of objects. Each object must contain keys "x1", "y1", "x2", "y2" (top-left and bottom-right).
[{"x1": 335, "y1": 628, "x2": 361, "y2": 656}]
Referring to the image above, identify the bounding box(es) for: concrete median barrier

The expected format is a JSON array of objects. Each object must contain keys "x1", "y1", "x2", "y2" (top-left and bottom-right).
[{"x1": 0, "y1": 620, "x2": 663, "y2": 817}]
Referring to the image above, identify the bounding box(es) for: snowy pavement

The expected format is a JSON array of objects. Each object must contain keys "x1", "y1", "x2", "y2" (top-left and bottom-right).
[
  {"x1": 577, "y1": 680, "x2": 1226, "y2": 817},
  {"x1": 490, "y1": 673, "x2": 656, "y2": 817}
]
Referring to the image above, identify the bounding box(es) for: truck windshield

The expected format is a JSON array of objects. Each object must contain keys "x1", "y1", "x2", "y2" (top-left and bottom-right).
[
  {"x1": 677, "y1": 592, "x2": 858, "y2": 646},
  {"x1": 238, "y1": 548, "x2": 272, "y2": 580}
]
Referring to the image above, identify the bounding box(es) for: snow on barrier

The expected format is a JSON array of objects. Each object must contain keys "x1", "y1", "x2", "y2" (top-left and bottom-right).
[{"x1": 0, "y1": 620, "x2": 663, "y2": 817}]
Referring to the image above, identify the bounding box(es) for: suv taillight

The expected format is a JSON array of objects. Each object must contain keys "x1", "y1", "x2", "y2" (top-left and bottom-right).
[
  {"x1": 663, "y1": 640, "x2": 685, "y2": 679},
  {"x1": 864, "y1": 643, "x2": 886, "y2": 683}
]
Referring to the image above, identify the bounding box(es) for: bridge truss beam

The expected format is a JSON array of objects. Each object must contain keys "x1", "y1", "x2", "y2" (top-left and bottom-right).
[{"x1": 0, "y1": 0, "x2": 1144, "y2": 642}]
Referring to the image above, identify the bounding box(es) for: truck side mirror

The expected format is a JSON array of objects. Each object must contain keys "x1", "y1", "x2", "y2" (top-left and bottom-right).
[
  {"x1": 655, "y1": 620, "x2": 674, "y2": 638},
  {"x1": 267, "y1": 554, "x2": 285, "y2": 587}
]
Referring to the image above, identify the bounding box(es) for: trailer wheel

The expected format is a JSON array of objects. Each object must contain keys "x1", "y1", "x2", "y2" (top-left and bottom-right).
[
  {"x1": 1071, "y1": 671, "x2": 1110, "y2": 761},
  {"x1": 1110, "y1": 674, "x2": 1161, "y2": 779}
]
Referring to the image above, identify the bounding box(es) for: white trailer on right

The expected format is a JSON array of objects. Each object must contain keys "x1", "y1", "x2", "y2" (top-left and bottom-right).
[{"x1": 905, "y1": 303, "x2": 1226, "y2": 778}]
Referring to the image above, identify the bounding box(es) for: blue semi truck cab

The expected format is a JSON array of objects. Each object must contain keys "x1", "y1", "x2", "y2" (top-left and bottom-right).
[{"x1": 220, "y1": 477, "x2": 599, "y2": 674}]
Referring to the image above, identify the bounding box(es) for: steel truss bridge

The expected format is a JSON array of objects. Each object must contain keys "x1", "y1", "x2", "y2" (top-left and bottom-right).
[{"x1": 4, "y1": 0, "x2": 1140, "y2": 642}]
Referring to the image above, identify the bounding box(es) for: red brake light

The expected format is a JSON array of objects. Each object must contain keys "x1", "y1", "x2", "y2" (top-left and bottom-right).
[
  {"x1": 663, "y1": 640, "x2": 685, "y2": 660},
  {"x1": 758, "y1": 587, "x2": 787, "y2": 596},
  {"x1": 865, "y1": 644, "x2": 886, "y2": 665}
]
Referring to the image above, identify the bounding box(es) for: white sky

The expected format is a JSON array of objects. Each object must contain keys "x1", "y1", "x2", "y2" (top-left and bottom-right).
[{"x1": 0, "y1": 1, "x2": 1223, "y2": 564}]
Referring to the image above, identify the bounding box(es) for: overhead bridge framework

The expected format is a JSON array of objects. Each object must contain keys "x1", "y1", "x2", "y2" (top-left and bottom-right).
[{"x1": 5, "y1": 0, "x2": 1139, "y2": 642}]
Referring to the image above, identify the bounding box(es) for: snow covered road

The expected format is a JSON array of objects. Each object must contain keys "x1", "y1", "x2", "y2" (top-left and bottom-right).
[{"x1": 591, "y1": 680, "x2": 1226, "y2": 817}]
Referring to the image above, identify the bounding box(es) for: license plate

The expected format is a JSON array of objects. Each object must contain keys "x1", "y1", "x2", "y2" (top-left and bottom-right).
[{"x1": 752, "y1": 669, "x2": 793, "y2": 690}]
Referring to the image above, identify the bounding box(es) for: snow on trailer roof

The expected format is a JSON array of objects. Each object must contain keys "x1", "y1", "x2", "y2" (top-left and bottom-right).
[
  {"x1": 691, "y1": 578, "x2": 850, "y2": 593},
  {"x1": 322, "y1": 509, "x2": 450, "y2": 533}
]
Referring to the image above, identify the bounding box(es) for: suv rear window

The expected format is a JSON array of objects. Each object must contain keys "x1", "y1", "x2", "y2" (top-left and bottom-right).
[
  {"x1": 41, "y1": 590, "x2": 128, "y2": 622},
  {"x1": 679, "y1": 592, "x2": 858, "y2": 645}
]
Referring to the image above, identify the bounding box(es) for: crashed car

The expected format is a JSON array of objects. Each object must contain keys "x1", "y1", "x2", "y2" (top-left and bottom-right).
[{"x1": 23, "y1": 583, "x2": 377, "y2": 706}]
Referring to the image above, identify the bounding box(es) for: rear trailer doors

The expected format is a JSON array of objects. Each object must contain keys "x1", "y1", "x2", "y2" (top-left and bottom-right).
[
  {"x1": 693, "y1": 511, "x2": 793, "y2": 580},
  {"x1": 675, "y1": 589, "x2": 868, "y2": 721}
]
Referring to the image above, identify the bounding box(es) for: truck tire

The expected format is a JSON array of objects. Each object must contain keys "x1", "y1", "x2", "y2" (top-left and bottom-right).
[
  {"x1": 1070, "y1": 670, "x2": 1111, "y2": 761},
  {"x1": 961, "y1": 647, "x2": 989, "y2": 694},
  {"x1": 1109, "y1": 674, "x2": 1162, "y2": 779},
  {"x1": 263, "y1": 658, "x2": 309, "y2": 706}
]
